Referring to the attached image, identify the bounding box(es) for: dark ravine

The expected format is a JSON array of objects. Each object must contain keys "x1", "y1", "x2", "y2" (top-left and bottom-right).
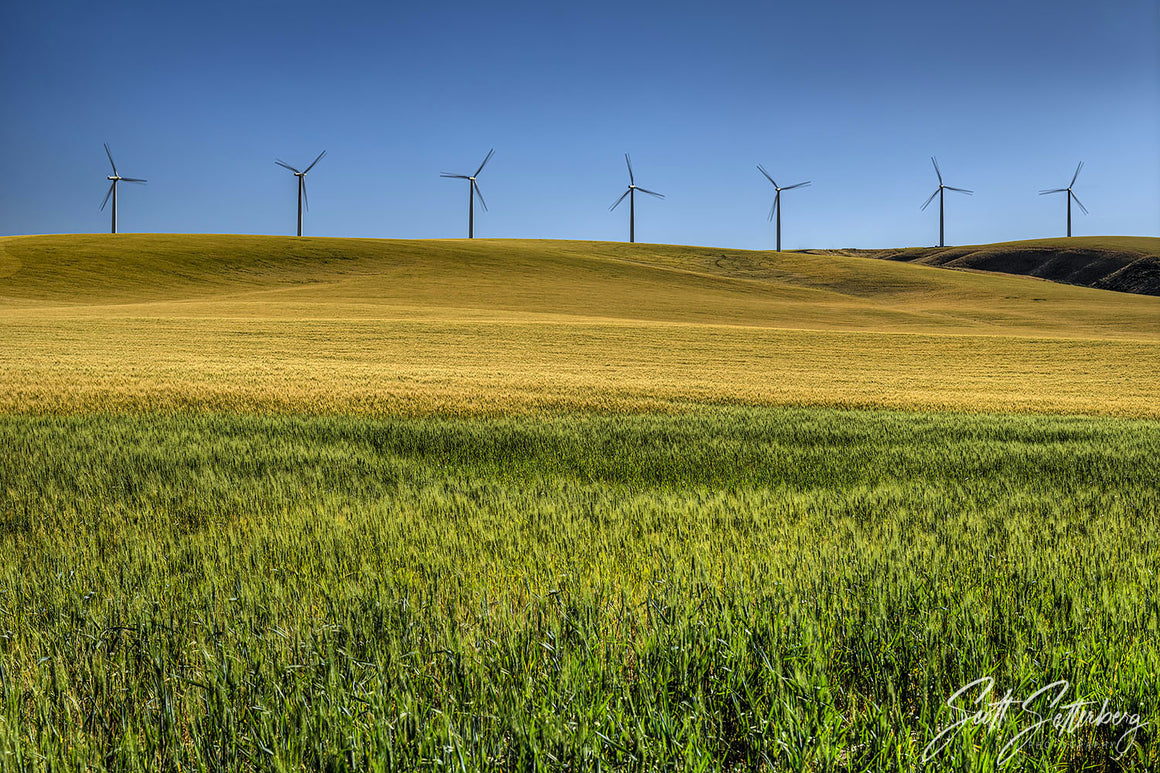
[{"x1": 802, "y1": 237, "x2": 1160, "y2": 297}]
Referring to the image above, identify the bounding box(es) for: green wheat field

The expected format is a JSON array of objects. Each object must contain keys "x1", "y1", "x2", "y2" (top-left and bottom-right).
[{"x1": 1, "y1": 234, "x2": 1159, "y2": 771}]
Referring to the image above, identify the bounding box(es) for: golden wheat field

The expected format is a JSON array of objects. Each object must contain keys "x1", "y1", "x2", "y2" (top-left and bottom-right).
[{"x1": 1, "y1": 234, "x2": 1158, "y2": 416}]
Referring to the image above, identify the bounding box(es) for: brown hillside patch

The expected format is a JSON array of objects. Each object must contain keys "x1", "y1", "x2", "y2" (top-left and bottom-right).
[{"x1": 817, "y1": 237, "x2": 1160, "y2": 296}]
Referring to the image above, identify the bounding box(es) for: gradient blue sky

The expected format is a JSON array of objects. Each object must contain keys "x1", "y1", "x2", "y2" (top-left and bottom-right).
[{"x1": 2, "y1": 0, "x2": 1157, "y2": 248}]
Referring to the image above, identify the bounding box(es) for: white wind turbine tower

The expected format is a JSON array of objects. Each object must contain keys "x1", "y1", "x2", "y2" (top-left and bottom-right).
[
  {"x1": 275, "y1": 151, "x2": 327, "y2": 237},
  {"x1": 100, "y1": 144, "x2": 147, "y2": 234},
  {"x1": 1040, "y1": 162, "x2": 1088, "y2": 237},
  {"x1": 440, "y1": 149, "x2": 494, "y2": 238},
  {"x1": 609, "y1": 154, "x2": 664, "y2": 243},
  {"x1": 921, "y1": 157, "x2": 972, "y2": 248},
  {"x1": 757, "y1": 164, "x2": 810, "y2": 251}
]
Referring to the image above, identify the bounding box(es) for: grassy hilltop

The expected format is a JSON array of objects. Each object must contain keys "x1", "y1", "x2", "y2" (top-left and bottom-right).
[{"x1": 2, "y1": 233, "x2": 1158, "y2": 416}]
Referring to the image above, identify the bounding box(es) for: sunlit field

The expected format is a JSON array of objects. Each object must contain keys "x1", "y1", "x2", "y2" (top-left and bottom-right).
[
  {"x1": 2, "y1": 235, "x2": 1158, "y2": 418},
  {"x1": 1, "y1": 235, "x2": 1158, "y2": 770}
]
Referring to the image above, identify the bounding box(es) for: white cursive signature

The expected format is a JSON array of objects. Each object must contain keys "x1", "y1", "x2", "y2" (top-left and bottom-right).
[{"x1": 922, "y1": 677, "x2": 1148, "y2": 765}]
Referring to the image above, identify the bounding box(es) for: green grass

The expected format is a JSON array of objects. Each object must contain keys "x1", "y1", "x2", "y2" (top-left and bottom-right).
[{"x1": 1, "y1": 407, "x2": 1157, "y2": 770}]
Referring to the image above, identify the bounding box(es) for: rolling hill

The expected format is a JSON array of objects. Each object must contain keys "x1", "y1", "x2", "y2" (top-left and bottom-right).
[
  {"x1": 804, "y1": 236, "x2": 1160, "y2": 296},
  {"x1": 1, "y1": 234, "x2": 1158, "y2": 417}
]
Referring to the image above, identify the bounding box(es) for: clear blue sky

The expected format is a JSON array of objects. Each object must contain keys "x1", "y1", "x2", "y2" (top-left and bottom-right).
[{"x1": 2, "y1": 0, "x2": 1157, "y2": 248}]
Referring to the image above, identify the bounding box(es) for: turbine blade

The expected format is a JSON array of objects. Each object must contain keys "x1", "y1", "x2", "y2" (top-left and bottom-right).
[
  {"x1": 931, "y1": 156, "x2": 942, "y2": 184},
  {"x1": 104, "y1": 143, "x2": 117, "y2": 175},
  {"x1": 304, "y1": 150, "x2": 326, "y2": 174},
  {"x1": 946, "y1": 186, "x2": 973, "y2": 194},
  {"x1": 474, "y1": 148, "x2": 494, "y2": 178},
  {"x1": 99, "y1": 182, "x2": 115, "y2": 211},
  {"x1": 921, "y1": 188, "x2": 940, "y2": 211},
  {"x1": 122, "y1": 177, "x2": 147, "y2": 183},
  {"x1": 275, "y1": 160, "x2": 301, "y2": 173},
  {"x1": 1071, "y1": 191, "x2": 1088, "y2": 215},
  {"x1": 636, "y1": 186, "x2": 664, "y2": 198},
  {"x1": 302, "y1": 180, "x2": 309, "y2": 211},
  {"x1": 609, "y1": 189, "x2": 630, "y2": 211},
  {"x1": 1040, "y1": 188, "x2": 1067, "y2": 195},
  {"x1": 625, "y1": 153, "x2": 634, "y2": 185},
  {"x1": 440, "y1": 173, "x2": 470, "y2": 179},
  {"x1": 782, "y1": 180, "x2": 811, "y2": 191},
  {"x1": 1070, "y1": 161, "x2": 1083, "y2": 188},
  {"x1": 756, "y1": 164, "x2": 776, "y2": 186},
  {"x1": 768, "y1": 196, "x2": 778, "y2": 222},
  {"x1": 473, "y1": 180, "x2": 488, "y2": 212}
]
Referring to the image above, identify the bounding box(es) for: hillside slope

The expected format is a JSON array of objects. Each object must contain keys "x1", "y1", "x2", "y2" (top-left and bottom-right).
[
  {"x1": 2, "y1": 234, "x2": 1158, "y2": 339},
  {"x1": 805, "y1": 237, "x2": 1160, "y2": 296},
  {"x1": 1, "y1": 234, "x2": 1158, "y2": 417}
]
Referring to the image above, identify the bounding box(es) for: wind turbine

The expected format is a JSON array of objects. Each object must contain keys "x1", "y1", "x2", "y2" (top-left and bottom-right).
[
  {"x1": 440, "y1": 149, "x2": 493, "y2": 238},
  {"x1": 757, "y1": 165, "x2": 810, "y2": 252},
  {"x1": 275, "y1": 151, "x2": 326, "y2": 237},
  {"x1": 609, "y1": 154, "x2": 663, "y2": 243},
  {"x1": 99, "y1": 144, "x2": 146, "y2": 235},
  {"x1": 1040, "y1": 162, "x2": 1088, "y2": 237},
  {"x1": 921, "y1": 157, "x2": 972, "y2": 247}
]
